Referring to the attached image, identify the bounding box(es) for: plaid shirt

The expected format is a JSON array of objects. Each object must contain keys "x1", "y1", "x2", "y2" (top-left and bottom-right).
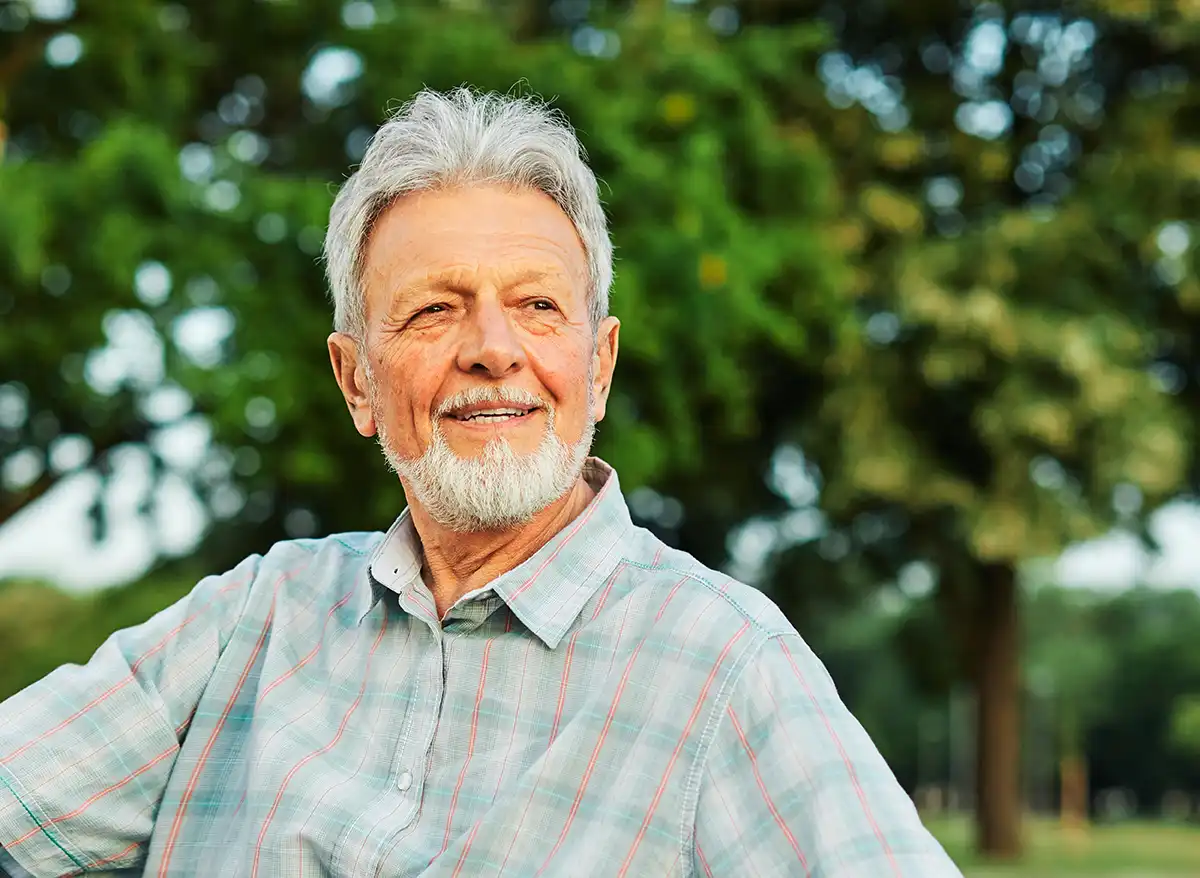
[{"x1": 0, "y1": 460, "x2": 959, "y2": 877}]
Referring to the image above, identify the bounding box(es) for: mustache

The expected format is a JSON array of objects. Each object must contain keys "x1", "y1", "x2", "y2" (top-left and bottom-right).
[{"x1": 434, "y1": 385, "x2": 550, "y2": 418}]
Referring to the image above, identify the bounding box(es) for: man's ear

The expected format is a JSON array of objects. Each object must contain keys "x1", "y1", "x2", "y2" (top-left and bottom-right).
[
  {"x1": 590, "y1": 316, "x2": 620, "y2": 423},
  {"x1": 327, "y1": 332, "x2": 377, "y2": 437}
]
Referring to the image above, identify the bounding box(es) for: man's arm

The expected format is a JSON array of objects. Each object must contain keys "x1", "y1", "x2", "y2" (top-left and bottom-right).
[
  {"x1": 693, "y1": 632, "x2": 962, "y2": 877},
  {"x1": 0, "y1": 556, "x2": 259, "y2": 878}
]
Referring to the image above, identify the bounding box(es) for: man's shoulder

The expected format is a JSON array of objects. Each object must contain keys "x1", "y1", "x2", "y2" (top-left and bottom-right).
[
  {"x1": 220, "y1": 530, "x2": 386, "y2": 600},
  {"x1": 620, "y1": 535, "x2": 796, "y2": 641},
  {"x1": 243, "y1": 529, "x2": 382, "y2": 568},
  {"x1": 282, "y1": 530, "x2": 387, "y2": 559}
]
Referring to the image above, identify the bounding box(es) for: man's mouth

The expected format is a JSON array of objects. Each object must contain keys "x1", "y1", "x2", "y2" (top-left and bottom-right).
[{"x1": 448, "y1": 406, "x2": 539, "y2": 423}]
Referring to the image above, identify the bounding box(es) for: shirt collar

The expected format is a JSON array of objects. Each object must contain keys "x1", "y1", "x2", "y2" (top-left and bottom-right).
[{"x1": 362, "y1": 458, "x2": 632, "y2": 648}]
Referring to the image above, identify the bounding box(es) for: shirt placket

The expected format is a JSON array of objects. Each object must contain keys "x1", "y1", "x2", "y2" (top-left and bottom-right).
[
  {"x1": 331, "y1": 583, "x2": 446, "y2": 878},
  {"x1": 371, "y1": 593, "x2": 505, "y2": 877},
  {"x1": 388, "y1": 583, "x2": 446, "y2": 825}
]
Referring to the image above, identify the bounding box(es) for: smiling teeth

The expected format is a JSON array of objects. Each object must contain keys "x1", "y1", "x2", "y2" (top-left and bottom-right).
[{"x1": 461, "y1": 408, "x2": 527, "y2": 420}]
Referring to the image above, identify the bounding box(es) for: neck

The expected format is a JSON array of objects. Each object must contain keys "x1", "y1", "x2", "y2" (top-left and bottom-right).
[{"x1": 408, "y1": 476, "x2": 597, "y2": 619}]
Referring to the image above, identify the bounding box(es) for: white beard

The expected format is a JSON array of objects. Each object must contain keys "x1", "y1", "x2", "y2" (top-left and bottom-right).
[{"x1": 370, "y1": 379, "x2": 595, "y2": 532}]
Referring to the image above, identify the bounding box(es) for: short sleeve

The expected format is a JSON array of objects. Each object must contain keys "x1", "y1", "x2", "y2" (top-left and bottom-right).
[
  {"x1": 693, "y1": 633, "x2": 961, "y2": 877},
  {"x1": 0, "y1": 555, "x2": 260, "y2": 878}
]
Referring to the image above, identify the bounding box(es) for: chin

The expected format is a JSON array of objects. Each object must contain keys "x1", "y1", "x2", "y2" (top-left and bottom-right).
[
  {"x1": 446, "y1": 436, "x2": 543, "y2": 460},
  {"x1": 385, "y1": 416, "x2": 594, "y2": 534}
]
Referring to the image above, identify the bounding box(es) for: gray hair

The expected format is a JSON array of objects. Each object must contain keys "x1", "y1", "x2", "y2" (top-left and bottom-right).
[{"x1": 324, "y1": 87, "x2": 613, "y2": 341}]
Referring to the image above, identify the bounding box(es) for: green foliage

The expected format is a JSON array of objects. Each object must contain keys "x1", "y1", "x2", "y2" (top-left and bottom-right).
[
  {"x1": 1024, "y1": 585, "x2": 1115, "y2": 758},
  {"x1": 783, "y1": 1, "x2": 1200, "y2": 582},
  {"x1": 1, "y1": 1, "x2": 848, "y2": 569},
  {"x1": 1169, "y1": 696, "x2": 1200, "y2": 761},
  {"x1": 4, "y1": 1, "x2": 1196, "y2": 589},
  {"x1": 1088, "y1": 587, "x2": 1200, "y2": 803}
]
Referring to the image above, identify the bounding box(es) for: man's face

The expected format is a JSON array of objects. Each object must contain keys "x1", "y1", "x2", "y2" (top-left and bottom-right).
[{"x1": 329, "y1": 184, "x2": 619, "y2": 530}]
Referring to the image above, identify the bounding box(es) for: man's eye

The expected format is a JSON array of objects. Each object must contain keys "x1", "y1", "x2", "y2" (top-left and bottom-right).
[
  {"x1": 406, "y1": 303, "x2": 451, "y2": 326},
  {"x1": 530, "y1": 300, "x2": 556, "y2": 312}
]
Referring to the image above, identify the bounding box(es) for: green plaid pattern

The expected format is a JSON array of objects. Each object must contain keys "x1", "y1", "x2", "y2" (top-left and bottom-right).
[{"x1": 0, "y1": 460, "x2": 959, "y2": 877}]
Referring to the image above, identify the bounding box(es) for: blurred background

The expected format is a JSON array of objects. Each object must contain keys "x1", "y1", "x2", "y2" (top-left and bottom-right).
[{"x1": 2, "y1": 0, "x2": 1200, "y2": 874}]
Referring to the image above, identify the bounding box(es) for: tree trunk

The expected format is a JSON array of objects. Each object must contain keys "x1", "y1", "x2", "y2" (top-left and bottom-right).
[
  {"x1": 1059, "y1": 753, "x2": 1089, "y2": 834},
  {"x1": 973, "y1": 562, "x2": 1023, "y2": 858}
]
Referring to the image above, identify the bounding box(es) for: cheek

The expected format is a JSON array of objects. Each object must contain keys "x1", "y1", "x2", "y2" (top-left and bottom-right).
[
  {"x1": 535, "y1": 344, "x2": 595, "y2": 426},
  {"x1": 370, "y1": 347, "x2": 439, "y2": 433}
]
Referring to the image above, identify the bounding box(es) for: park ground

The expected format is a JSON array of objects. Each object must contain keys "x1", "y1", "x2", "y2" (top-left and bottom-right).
[{"x1": 926, "y1": 816, "x2": 1200, "y2": 877}]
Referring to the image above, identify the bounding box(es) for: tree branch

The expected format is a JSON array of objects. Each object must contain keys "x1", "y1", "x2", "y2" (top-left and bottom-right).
[
  {"x1": 0, "y1": 467, "x2": 59, "y2": 527},
  {"x1": 0, "y1": 22, "x2": 57, "y2": 99},
  {"x1": 0, "y1": 428, "x2": 145, "y2": 529}
]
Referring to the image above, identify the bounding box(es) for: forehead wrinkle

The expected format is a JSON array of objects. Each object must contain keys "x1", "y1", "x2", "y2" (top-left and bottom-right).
[{"x1": 394, "y1": 264, "x2": 572, "y2": 300}]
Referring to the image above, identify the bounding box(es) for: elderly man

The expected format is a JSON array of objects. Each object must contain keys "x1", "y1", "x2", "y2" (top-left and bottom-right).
[{"x1": 0, "y1": 89, "x2": 960, "y2": 877}]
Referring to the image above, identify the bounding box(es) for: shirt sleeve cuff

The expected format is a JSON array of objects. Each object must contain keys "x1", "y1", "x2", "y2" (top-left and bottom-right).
[
  {"x1": 0, "y1": 844, "x2": 34, "y2": 878},
  {"x1": 0, "y1": 764, "x2": 85, "y2": 878}
]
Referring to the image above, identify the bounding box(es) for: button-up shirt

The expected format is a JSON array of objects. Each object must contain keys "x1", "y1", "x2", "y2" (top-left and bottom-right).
[{"x1": 0, "y1": 460, "x2": 960, "y2": 877}]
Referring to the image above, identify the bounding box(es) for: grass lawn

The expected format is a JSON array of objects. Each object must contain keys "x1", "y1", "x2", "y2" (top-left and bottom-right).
[{"x1": 924, "y1": 815, "x2": 1200, "y2": 877}]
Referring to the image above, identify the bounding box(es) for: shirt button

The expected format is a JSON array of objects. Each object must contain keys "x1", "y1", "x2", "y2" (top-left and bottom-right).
[{"x1": 397, "y1": 770, "x2": 413, "y2": 792}]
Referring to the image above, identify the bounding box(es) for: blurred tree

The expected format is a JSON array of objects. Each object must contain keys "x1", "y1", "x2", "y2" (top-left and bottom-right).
[
  {"x1": 806, "y1": 212, "x2": 1188, "y2": 856},
  {"x1": 1024, "y1": 584, "x2": 1114, "y2": 830},
  {"x1": 1170, "y1": 696, "x2": 1200, "y2": 765},
  {"x1": 715, "y1": 0, "x2": 1200, "y2": 856},
  {"x1": 1090, "y1": 587, "x2": 1200, "y2": 810},
  {"x1": 0, "y1": 0, "x2": 846, "y2": 561}
]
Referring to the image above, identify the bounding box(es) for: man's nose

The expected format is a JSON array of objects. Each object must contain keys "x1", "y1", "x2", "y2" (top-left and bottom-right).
[{"x1": 456, "y1": 297, "x2": 526, "y2": 378}]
